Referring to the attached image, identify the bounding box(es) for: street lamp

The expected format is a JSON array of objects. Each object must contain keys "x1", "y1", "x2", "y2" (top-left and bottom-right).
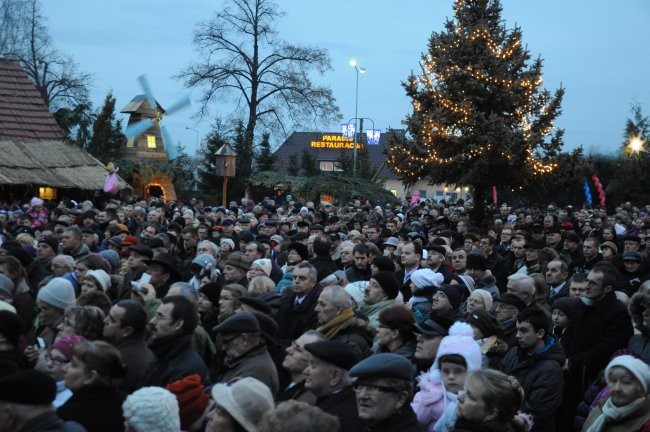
[
  {"x1": 349, "y1": 59, "x2": 366, "y2": 175},
  {"x1": 627, "y1": 134, "x2": 647, "y2": 156},
  {"x1": 185, "y1": 127, "x2": 199, "y2": 150}
]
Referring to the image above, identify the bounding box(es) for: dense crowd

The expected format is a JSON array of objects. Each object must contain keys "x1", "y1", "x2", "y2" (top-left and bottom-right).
[{"x1": 0, "y1": 194, "x2": 649, "y2": 432}]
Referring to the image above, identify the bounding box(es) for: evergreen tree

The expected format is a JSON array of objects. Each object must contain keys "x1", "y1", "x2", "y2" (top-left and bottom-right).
[
  {"x1": 255, "y1": 132, "x2": 277, "y2": 171},
  {"x1": 386, "y1": 0, "x2": 567, "y2": 224},
  {"x1": 301, "y1": 150, "x2": 320, "y2": 177},
  {"x1": 287, "y1": 154, "x2": 300, "y2": 176},
  {"x1": 87, "y1": 92, "x2": 126, "y2": 164}
]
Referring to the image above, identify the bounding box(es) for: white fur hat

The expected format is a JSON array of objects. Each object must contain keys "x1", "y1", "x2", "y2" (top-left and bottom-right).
[
  {"x1": 211, "y1": 377, "x2": 274, "y2": 432},
  {"x1": 433, "y1": 321, "x2": 482, "y2": 373},
  {"x1": 122, "y1": 386, "x2": 180, "y2": 432},
  {"x1": 411, "y1": 269, "x2": 444, "y2": 289},
  {"x1": 251, "y1": 259, "x2": 272, "y2": 277},
  {"x1": 606, "y1": 355, "x2": 650, "y2": 393},
  {"x1": 85, "y1": 269, "x2": 111, "y2": 292},
  {"x1": 469, "y1": 289, "x2": 493, "y2": 311}
]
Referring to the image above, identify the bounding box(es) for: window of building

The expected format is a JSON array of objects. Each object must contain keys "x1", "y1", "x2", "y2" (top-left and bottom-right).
[
  {"x1": 126, "y1": 138, "x2": 134, "y2": 148},
  {"x1": 390, "y1": 190, "x2": 397, "y2": 196},
  {"x1": 147, "y1": 135, "x2": 156, "y2": 148},
  {"x1": 419, "y1": 190, "x2": 427, "y2": 198},
  {"x1": 38, "y1": 187, "x2": 57, "y2": 200},
  {"x1": 436, "y1": 190, "x2": 444, "y2": 196},
  {"x1": 319, "y1": 161, "x2": 343, "y2": 172}
]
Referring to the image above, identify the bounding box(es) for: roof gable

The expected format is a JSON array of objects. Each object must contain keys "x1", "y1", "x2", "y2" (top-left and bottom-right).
[{"x1": 0, "y1": 58, "x2": 65, "y2": 142}]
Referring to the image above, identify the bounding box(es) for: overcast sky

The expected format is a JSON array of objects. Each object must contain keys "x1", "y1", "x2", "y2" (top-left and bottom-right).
[{"x1": 41, "y1": 0, "x2": 650, "y2": 156}]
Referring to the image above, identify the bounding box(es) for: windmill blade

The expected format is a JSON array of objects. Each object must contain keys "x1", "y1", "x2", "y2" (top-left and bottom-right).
[
  {"x1": 125, "y1": 118, "x2": 153, "y2": 139},
  {"x1": 164, "y1": 95, "x2": 191, "y2": 116},
  {"x1": 136, "y1": 74, "x2": 158, "y2": 111},
  {"x1": 160, "y1": 125, "x2": 177, "y2": 160}
]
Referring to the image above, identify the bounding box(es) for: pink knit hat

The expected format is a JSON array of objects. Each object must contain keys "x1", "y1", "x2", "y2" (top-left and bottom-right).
[
  {"x1": 433, "y1": 321, "x2": 482, "y2": 372},
  {"x1": 52, "y1": 335, "x2": 86, "y2": 360}
]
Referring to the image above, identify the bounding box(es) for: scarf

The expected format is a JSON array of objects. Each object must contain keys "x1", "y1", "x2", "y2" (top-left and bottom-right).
[
  {"x1": 432, "y1": 390, "x2": 458, "y2": 432},
  {"x1": 585, "y1": 396, "x2": 647, "y2": 432},
  {"x1": 317, "y1": 308, "x2": 356, "y2": 339}
]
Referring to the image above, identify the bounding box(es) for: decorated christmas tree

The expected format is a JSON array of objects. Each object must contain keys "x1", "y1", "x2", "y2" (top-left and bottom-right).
[{"x1": 387, "y1": 0, "x2": 565, "y2": 221}]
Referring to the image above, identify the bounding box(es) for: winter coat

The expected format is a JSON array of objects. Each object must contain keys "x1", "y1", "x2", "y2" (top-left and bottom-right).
[
  {"x1": 452, "y1": 417, "x2": 521, "y2": 432},
  {"x1": 581, "y1": 397, "x2": 650, "y2": 432},
  {"x1": 411, "y1": 372, "x2": 449, "y2": 432},
  {"x1": 628, "y1": 292, "x2": 650, "y2": 363},
  {"x1": 57, "y1": 383, "x2": 125, "y2": 432},
  {"x1": 316, "y1": 385, "x2": 362, "y2": 432},
  {"x1": 363, "y1": 405, "x2": 423, "y2": 432},
  {"x1": 309, "y1": 255, "x2": 338, "y2": 283},
  {"x1": 142, "y1": 333, "x2": 209, "y2": 387},
  {"x1": 501, "y1": 336, "x2": 566, "y2": 432},
  {"x1": 114, "y1": 337, "x2": 154, "y2": 393},
  {"x1": 17, "y1": 411, "x2": 86, "y2": 432},
  {"x1": 330, "y1": 315, "x2": 374, "y2": 359},
  {"x1": 619, "y1": 268, "x2": 650, "y2": 296},
  {"x1": 217, "y1": 342, "x2": 279, "y2": 396},
  {"x1": 274, "y1": 287, "x2": 321, "y2": 344}
]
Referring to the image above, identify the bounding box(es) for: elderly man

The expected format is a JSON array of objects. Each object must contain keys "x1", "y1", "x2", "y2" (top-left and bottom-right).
[
  {"x1": 546, "y1": 259, "x2": 570, "y2": 306},
  {"x1": 506, "y1": 273, "x2": 536, "y2": 306},
  {"x1": 213, "y1": 311, "x2": 279, "y2": 395},
  {"x1": 274, "y1": 262, "x2": 321, "y2": 344},
  {"x1": 315, "y1": 285, "x2": 373, "y2": 359},
  {"x1": 221, "y1": 251, "x2": 250, "y2": 286},
  {"x1": 494, "y1": 292, "x2": 527, "y2": 349},
  {"x1": 349, "y1": 353, "x2": 420, "y2": 432},
  {"x1": 303, "y1": 340, "x2": 361, "y2": 432}
]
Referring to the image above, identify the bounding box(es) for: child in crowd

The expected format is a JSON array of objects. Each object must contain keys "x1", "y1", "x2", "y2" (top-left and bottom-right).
[
  {"x1": 412, "y1": 321, "x2": 482, "y2": 432},
  {"x1": 551, "y1": 296, "x2": 581, "y2": 353}
]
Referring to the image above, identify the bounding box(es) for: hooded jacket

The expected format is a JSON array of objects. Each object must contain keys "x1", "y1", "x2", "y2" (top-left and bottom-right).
[
  {"x1": 628, "y1": 292, "x2": 650, "y2": 363},
  {"x1": 501, "y1": 335, "x2": 566, "y2": 432}
]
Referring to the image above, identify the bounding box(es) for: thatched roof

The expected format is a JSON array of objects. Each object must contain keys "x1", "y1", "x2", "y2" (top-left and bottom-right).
[{"x1": 0, "y1": 140, "x2": 131, "y2": 190}]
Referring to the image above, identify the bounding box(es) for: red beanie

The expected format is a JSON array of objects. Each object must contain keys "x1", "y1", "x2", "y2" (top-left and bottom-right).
[{"x1": 165, "y1": 374, "x2": 209, "y2": 429}]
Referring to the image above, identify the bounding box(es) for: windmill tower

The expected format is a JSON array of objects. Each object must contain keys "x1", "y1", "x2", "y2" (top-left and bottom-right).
[{"x1": 120, "y1": 95, "x2": 177, "y2": 201}]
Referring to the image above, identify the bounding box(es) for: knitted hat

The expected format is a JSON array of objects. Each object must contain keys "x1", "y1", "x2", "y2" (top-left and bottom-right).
[
  {"x1": 251, "y1": 259, "x2": 272, "y2": 277},
  {"x1": 85, "y1": 269, "x2": 111, "y2": 292},
  {"x1": 52, "y1": 334, "x2": 86, "y2": 360},
  {"x1": 199, "y1": 282, "x2": 221, "y2": 305},
  {"x1": 411, "y1": 269, "x2": 444, "y2": 289},
  {"x1": 37, "y1": 236, "x2": 59, "y2": 253},
  {"x1": 601, "y1": 241, "x2": 618, "y2": 255},
  {"x1": 37, "y1": 278, "x2": 76, "y2": 310},
  {"x1": 439, "y1": 284, "x2": 464, "y2": 309},
  {"x1": 165, "y1": 374, "x2": 209, "y2": 430},
  {"x1": 465, "y1": 310, "x2": 500, "y2": 338},
  {"x1": 30, "y1": 197, "x2": 43, "y2": 207},
  {"x1": 551, "y1": 296, "x2": 581, "y2": 320},
  {"x1": 466, "y1": 254, "x2": 488, "y2": 271},
  {"x1": 469, "y1": 289, "x2": 493, "y2": 312},
  {"x1": 108, "y1": 236, "x2": 123, "y2": 248},
  {"x1": 0, "y1": 310, "x2": 23, "y2": 346},
  {"x1": 211, "y1": 377, "x2": 275, "y2": 432},
  {"x1": 371, "y1": 271, "x2": 400, "y2": 299},
  {"x1": 192, "y1": 253, "x2": 217, "y2": 270},
  {"x1": 123, "y1": 387, "x2": 180, "y2": 432},
  {"x1": 99, "y1": 249, "x2": 121, "y2": 273},
  {"x1": 605, "y1": 355, "x2": 650, "y2": 393},
  {"x1": 457, "y1": 274, "x2": 475, "y2": 292},
  {"x1": 220, "y1": 238, "x2": 236, "y2": 251},
  {"x1": 0, "y1": 274, "x2": 13, "y2": 298},
  {"x1": 0, "y1": 369, "x2": 56, "y2": 404},
  {"x1": 224, "y1": 251, "x2": 250, "y2": 271},
  {"x1": 433, "y1": 321, "x2": 482, "y2": 372}
]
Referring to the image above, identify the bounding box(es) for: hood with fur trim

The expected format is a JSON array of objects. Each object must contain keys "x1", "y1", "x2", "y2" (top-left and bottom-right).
[{"x1": 629, "y1": 292, "x2": 650, "y2": 336}]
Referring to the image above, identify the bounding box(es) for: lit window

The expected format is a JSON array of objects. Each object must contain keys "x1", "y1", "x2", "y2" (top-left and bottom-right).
[
  {"x1": 38, "y1": 187, "x2": 57, "y2": 200},
  {"x1": 126, "y1": 139, "x2": 134, "y2": 148},
  {"x1": 320, "y1": 161, "x2": 334, "y2": 171},
  {"x1": 390, "y1": 190, "x2": 397, "y2": 196},
  {"x1": 147, "y1": 135, "x2": 156, "y2": 148}
]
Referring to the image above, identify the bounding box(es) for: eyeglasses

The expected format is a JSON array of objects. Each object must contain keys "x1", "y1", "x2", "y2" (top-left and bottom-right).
[
  {"x1": 353, "y1": 382, "x2": 398, "y2": 395},
  {"x1": 45, "y1": 353, "x2": 69, "y2": 366}
]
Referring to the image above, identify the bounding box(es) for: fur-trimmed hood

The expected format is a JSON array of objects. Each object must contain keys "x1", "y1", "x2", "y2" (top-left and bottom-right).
[{"x1": 629, "y1": 292, "x2": 650, "y2": 335}]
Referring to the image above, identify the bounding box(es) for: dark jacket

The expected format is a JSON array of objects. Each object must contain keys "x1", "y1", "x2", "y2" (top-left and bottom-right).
[
  {"x1": 17, "y1": 411, "x2": 86, "y2": 432},
  {"x1": 217, "y1": 342, "x2": 279, "y2": 396},
  {"x1": 309, "y1": 255, "x2": 338, "y2": 283},
  {"x1": 274, "y1": 287, "x2": 321, "y2": 344},
  {"x1": 363, "y1": 405, "x2": 422, "y2": 432},
  {"x1": 276, "y1": 379, "x2": 317, "y2": 404},
  {"x1": 142, "y1": 333, "x2": 209, "y2": 387},
  {"x1": 114, "y1": 337, "x2": 155, "y2": 393},
  {"x1": 316, "y1": 385, "x2": 362, "y2": 432},
  {"x1": 56, "y1": 384, "x2": 124, "y2": 432},
  {"x1": 568, "y1": 253, "x2": 602, "y2": 275},
  {"x1": 346, "y1": 265, "x2": 371, "y2": 283},
  {"x1": 501, "y1": 336, "x2": 566, "y2": 432},
  {"x1": 395, "y1": 265, "x2": 422, "y2": 301},
  {"x1": 453, "y1": 417, "x2": 521, "y2": 432},
  {"x1": 628, "y1": 292, "x2": 650, "y2": 363},
  {"x1": 547, "y1": 281, "x2": 569, "y2": 307}
]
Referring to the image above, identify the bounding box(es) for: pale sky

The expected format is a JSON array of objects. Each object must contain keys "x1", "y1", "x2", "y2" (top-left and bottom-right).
[{"x1": 42, "y1": 0, "x2": 650, "y2": 157}]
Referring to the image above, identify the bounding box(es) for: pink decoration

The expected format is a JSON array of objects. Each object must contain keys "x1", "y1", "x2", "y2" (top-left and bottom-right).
[
  {"x1": 411, "y1": 190, "x2": 421, "y2": 204},
  {"x1": 492, "y1": 186, "x2": 497, "y2": 206},
  {"x1": 592, "y1": 175, "x2": 606, "y2": 207},
  {"x1": 103, "y1": 172, "x2": 119, "y2": 195}
]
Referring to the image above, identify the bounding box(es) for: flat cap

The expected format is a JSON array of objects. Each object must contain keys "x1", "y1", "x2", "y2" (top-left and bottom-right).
[
  {"x1": 0, "y1": 369, "x2": 56, "y2": 404},
  {"x1": 129, "y1": 245, "x2": 154, "y2": 259},
  {"x1": 349, "y1": 353, "x2": 414, "y2": 381},
  {"x1": 623, "y1": 251, "x2": 642, "y2": 262},
  {"x1": 413, "y1": 318, "x2": 449, "y2": 337},
  {"x1": 425, "y1": 244, "x2": 447, "y2": 256},
  {"x1": 212, "y1": 311, "x2": 260, "y2": 335},
  {"x1": 224, "y1": 251, "x2": 251, "y2": 271},
  {"x1": 304, "y1": 341, "x2": 360, "y2": 370},
  {"x1": 494, "y1": 293, "x2": 526, "y2": 311}
]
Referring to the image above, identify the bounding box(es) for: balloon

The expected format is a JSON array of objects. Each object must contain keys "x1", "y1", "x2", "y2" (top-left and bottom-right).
[
  {"x1": 583, "y1": 178, "x2": 592, "y2": 206},
  {"x1": 492, "y1": 186, "x2": 497, "y2": 206},
  {"x1": 592, "y1": 175, "x2": 606, "y2": 207}
]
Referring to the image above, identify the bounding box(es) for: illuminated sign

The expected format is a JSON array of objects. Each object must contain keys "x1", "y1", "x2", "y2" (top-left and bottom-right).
[
  {"x1": 366, "y1": 129, "x2": 381, "y2": 145},
  {"x1": 310, "y1": 134, "x2": 363, "y2": 149},
  {"x1": 341, "y1": 123, "x2": 355, "y2": 138}
]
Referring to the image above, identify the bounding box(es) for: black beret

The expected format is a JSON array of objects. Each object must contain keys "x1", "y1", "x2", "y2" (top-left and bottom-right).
[
  {"x1": 37, "y1": 235, "x2": 59, "y2": 253},
  {"x1": 128, "y1": 245, "x2": 154, "y2": 259},
  {"x1": 0, "y1": 369, "x2": 56, "y2": 404},
  {"x1": 305, "y1": 341, "x2": 360, "y2": 370},
  {"x1": 465, "y1": 310, "x2": 500, "y2": 338},
  {"x1": 426, "y1": 244, "x2": 447, "y2": 257},
  {"x1": 527, "y1": 239, "x2": 546, "y2": 250},
  {"x1": 240, "y1": 296, "x2": 272, "y2": 315},
  {"x1": 349, "y1": 353, "x2": 414, "y2": 381},
  {"x1": 310, "y1": 224, "x2": 324, "y2": 232},
  {"x1": 371, "y1": 271, "x2": 400, "y2": 300},
  {"x1": 212, "y1": 311, "x2": 260, "y2": 335},
  {"x1": 413, "y1": 318, "x2": 449, "y2": 337},
  {"x1": 287, "y1": 242, "x2": 309, "y2": 261},
  {"x1": 551, "y1": 296, "x2": 581, "y2": 320},
  {"x1": 494, "y1": 293, "x2": 526, "y2": 311},
  {"x1": 466, "y1": 253, "x2": 487, "y2": 271},
  {"x1": 147, "y1": 237, "x2": 165, "y2": 249},
  {"x1": 199, "y1": 282, "x2": 221, "y2": 305},
  {"x1": 546, "y1": 224, "x2": 562, "y2": 234}
]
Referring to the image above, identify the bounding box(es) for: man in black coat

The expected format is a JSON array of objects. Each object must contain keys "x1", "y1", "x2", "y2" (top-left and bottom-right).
[
  {"x1": 501, "y1": 307, "x2": 565, "y2": 432},
  {"x1": 141, "y1": 295, "x2": 209, "y2": 387},
  {"x1": 274, "y1": 262, "x2": 321, "y2": 345},
  {"x1": 309, "y1": 235, "x2": 338, "y2": 283},
  {"x1": 303, "y1": 341, "x2": 362, "y2": 432},
  {"x1": 556, "y1": 265, "x2": 634, "y2": 431}
]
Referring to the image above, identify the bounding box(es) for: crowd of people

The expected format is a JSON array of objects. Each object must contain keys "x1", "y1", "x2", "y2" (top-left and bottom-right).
[{"x1": 0, "y1": 194, "x2": 649, "y2": 432}]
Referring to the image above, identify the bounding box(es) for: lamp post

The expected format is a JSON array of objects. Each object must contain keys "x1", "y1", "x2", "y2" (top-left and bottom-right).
[
  {"x1": 349, "y1": 59, "x2": 366, "y2": 175},
  {"x1": 185, "y1": 127, "x2": 199, "y2": 150}
]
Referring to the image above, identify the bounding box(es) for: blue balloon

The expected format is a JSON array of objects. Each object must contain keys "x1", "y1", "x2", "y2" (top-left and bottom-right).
[{"x1": 583, "y1": 178, "x2": 592, "y2": 206}]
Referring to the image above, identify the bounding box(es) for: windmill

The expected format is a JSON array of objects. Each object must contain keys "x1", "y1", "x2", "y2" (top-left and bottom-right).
[{"x1": 120, "y1": 75, "x2": 191, "y2": 201}]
